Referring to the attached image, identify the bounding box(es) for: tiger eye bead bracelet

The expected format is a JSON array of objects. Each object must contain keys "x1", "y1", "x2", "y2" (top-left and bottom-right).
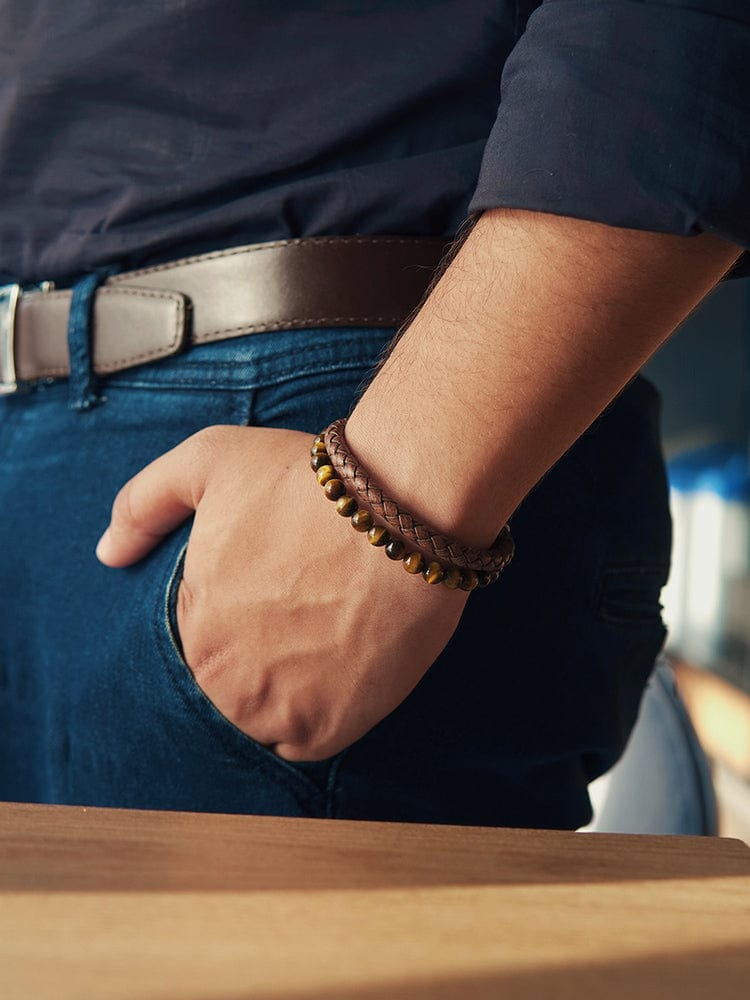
[{"x1": 311, "y1": 435, "x2": 499, "y2": 591}]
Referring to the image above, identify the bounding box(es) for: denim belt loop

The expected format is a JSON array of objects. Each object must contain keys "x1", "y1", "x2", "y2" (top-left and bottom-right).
[{"x1": 67, "y1": 267, "x2": 118, "y2": 411}]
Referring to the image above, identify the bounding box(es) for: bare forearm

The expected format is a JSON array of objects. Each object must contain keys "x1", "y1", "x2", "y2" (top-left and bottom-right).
[
  {"x1": 98, "y1": 210, "x2": 742, "y2": 762},
  {"x1": 346, "y1": 208, "x2": 742, "y2": 547}
]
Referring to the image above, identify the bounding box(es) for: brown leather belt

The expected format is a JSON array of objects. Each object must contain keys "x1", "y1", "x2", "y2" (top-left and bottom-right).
[{"x1": 0, "y1": 236, "x2": 448, "y2": 394}]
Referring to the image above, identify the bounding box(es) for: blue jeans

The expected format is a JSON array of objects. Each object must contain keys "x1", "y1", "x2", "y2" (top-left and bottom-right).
[{"x1": 0, "y1": 324, "x2": 670, "y2": 828}]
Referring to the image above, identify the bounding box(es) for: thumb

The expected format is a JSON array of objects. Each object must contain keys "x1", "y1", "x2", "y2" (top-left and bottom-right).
[{"x1": 96, "y1": 433, "x2": 210, "y2": 567}]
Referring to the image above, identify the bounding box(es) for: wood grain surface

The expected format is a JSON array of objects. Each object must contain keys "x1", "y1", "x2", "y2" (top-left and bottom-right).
[{"x1": 2, "y1": 802, "x2": 749, "y2": 999}]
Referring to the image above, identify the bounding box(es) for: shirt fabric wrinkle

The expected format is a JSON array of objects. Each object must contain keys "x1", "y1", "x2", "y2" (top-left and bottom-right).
[{"x1": 0, "y1": 0, "x2": 747, "y2": 284}]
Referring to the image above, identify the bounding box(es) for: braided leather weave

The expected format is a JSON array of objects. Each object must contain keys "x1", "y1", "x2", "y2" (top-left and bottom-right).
[{"x1": 323, "y1": 418, "x2": 514, "y2": 574}]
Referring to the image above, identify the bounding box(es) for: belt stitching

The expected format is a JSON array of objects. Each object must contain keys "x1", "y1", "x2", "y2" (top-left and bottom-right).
[
  {"x1": 14, "y1": 238, "x2": 440, "y2": 382},
  {"x1": 21, "y1": 288, "x2": 186, "y2": 379},
  {"x1": 114, "y1": 236, "x2": 442, "y2": 281},
  {"x1": 192, "y1": 315, "x2": 403, "y2": 343}
]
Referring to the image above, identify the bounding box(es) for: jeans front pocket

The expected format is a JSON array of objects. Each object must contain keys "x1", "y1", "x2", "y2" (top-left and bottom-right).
[
  {"x1": 1, "y1": 326, "x2": 385, "y2": 812},
  {"x1": 154, "y1": 537, "x2": 333, "y2": 817}
]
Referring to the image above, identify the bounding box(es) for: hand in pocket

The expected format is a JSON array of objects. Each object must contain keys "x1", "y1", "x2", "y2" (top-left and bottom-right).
[{"x1": 97, "y1": 425, "x2": 467, "y2": 760}]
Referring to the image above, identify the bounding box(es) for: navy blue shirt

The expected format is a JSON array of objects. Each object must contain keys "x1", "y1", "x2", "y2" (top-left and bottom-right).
[{"x1": 1, "y1": 1, "x2": 748, "y2": 285}]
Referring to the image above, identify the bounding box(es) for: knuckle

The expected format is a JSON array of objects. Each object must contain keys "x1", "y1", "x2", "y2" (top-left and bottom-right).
[
  {"x1": 190, "y1": 424, "x2": 233, "y2": 461},
  {"x1": 191, "y1": 424, "x2": 222, "y2": 449},
  {"x1": 255, "y1": 703, "x2": 323, "y2": 761},
  {"x1": 277, "y1": 735, "x2": 340, "y2": 763},
  {"x1": 181, "y1": 629, "x2": 230, "y2": 687},
  {"x1": 277, "y1": 712, "x2": 347, "y2": 761},
  {"x1": 268, "y1": 703, "x2": 312, "y2": 751},
  {"x1": 183, "y1": 426, "x2": 237, "y2": 497},
  {"x1": 175, "y1": 583, "x2": 225, "y2": 679},
  {"x1": 175, "y1": 576, "x2": 196, "y2": 634}
]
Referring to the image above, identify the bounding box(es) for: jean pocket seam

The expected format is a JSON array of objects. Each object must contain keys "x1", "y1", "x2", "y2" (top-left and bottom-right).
[{"x1": 154, "y1": 540, "x2": 326, "y2": 800}]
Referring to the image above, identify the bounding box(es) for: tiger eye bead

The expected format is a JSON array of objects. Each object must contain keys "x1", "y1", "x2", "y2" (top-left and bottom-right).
[
  {"x1": 442, "y1": 566, "x2": 462, "y2": 590},
  {"x1": 310, "y1": 453, "x2": 331, "y2": 472},
  {"x1": 402, "y1": 551, "x2": 425, "y2": 575},
  {"x1": 311, "y1": 439, "x2": 328, "y2": 456},
  {"x1": 423, "y1": 561, "x2": 445, "y2": 585},
  {"x1": 385, "y1": 539, "x2": 406, "y2": 560},
  {"x1": 316, "y1": 465, "x2": 336, "y2": 486},
  {"x1": 351, "y1": 509, "x2": 373, "y2": 532},
  {"x1": 367, "y1": 525, "x2": 390, "y2": 547},
  {"x1": 459, "y1": 569, "x2": 479, "y2": 592},
  {"x1": 335, "y1": 495, "x2": 358, "y2": 517},
  {"x1": 323, "y1": 478, "x2": 346, "y2": 501}
]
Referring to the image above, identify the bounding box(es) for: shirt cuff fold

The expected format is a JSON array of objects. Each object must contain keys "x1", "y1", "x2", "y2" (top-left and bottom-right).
[{"x1": 468, "y1": 0, "x2": 750, "y2": 264}]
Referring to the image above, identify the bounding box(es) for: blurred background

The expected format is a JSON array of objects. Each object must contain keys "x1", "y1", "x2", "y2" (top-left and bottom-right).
[{"x1": 639, "y1": 273, "x2": 750, "y2": 843}]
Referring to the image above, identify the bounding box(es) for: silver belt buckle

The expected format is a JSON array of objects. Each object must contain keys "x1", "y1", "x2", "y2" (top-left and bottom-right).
[{"x1": 0, "y1": 283, "x2": 20, "y2": 395}]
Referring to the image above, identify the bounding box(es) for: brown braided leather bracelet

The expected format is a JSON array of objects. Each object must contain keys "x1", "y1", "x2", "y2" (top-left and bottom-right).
[{"x1": 312, "y1": 418, "x2": 514, "y2": 591}]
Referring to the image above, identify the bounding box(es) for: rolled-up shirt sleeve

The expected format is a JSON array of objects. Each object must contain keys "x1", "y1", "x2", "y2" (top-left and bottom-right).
[{"x1": 468, "y1": 0, "x2": 750, "y2": 267}]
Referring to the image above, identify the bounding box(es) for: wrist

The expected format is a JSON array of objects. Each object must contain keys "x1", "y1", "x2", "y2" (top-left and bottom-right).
[
  {"x1": 319, "y1": 419, "x2": 513, "y2": 584},
  {"x1": 344, "y1": 398, "x2": 513, "y2": 551}
]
